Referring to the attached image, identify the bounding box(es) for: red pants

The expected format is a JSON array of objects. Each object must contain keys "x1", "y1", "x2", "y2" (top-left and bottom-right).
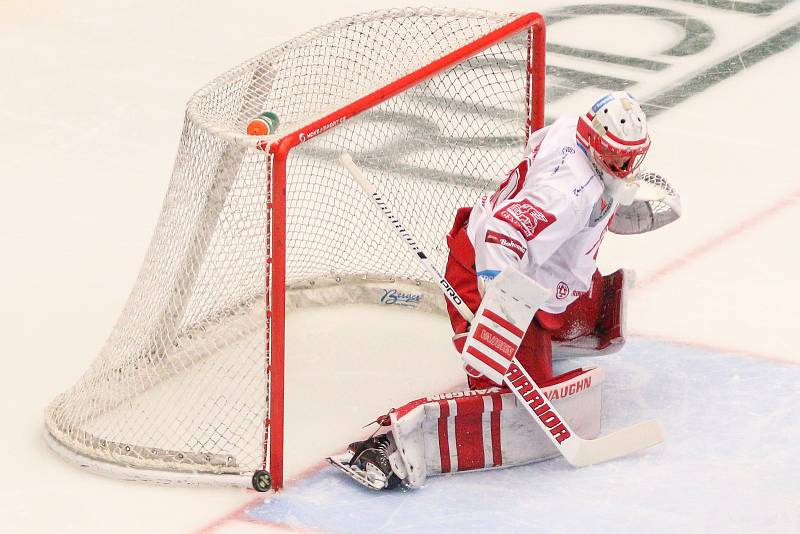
[{"x1": 444, "y1": 207, "x2": 604, "y2": 390}]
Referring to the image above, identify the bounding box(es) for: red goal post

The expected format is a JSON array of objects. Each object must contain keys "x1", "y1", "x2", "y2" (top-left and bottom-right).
[
  {"x1": 44, "y1": 8, "x2": 545, "y2": 493},
  {"x1": 266, "y1": 11, "x2": 545, "y2": 491}
]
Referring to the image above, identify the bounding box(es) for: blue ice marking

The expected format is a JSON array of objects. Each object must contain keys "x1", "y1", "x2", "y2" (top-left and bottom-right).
[{"x1": 246, "y1": 339, "x2": 800, "y2": 534}]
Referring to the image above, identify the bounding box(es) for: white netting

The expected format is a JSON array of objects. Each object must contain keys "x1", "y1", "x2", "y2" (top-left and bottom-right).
[{"x1": 45, "y1": 8, "x2": 540, "y2": 487}]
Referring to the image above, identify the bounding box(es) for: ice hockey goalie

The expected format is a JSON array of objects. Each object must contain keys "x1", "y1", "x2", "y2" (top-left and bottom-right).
[{"x1": 329, "y1": 92, "x2": 680, "y2": 490}]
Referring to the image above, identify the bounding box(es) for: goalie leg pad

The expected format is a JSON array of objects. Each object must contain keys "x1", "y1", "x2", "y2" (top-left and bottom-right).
[
  {"x1": 444, "y1": 207, "x2": 481, "y2": 340},
  {"x1": 387, "y1": 367, "x2": 603, "y2": 488},
  {"x1": 515, "y1": 316, "x2": 555, "y2": 383}
]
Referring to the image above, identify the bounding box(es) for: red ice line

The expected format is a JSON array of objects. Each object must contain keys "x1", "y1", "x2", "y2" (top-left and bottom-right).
[
  {"x1": 636, "y1": 189, "x2": 800, "y2": 288},
  {"x1": 195, "y1": 383, "x2": 468, "y2": 534},
  {"x1": 633, "y1": 189, "x2": 800, "y2": 364},
  {"x1": 194, "y1": 460, "x2": 332, "y2": 534}
]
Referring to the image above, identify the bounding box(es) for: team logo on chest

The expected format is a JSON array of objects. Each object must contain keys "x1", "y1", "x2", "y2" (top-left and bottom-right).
[{"x1": 494, "y1": 199, "x2": 556, "y2": 241}]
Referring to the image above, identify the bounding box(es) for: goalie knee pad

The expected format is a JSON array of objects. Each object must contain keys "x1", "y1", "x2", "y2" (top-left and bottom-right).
[
  {"x1": 463, "y1": 315, "x2": 556, "y2": 390},
  {"x1": 444, "y1": 207, "x2": 481, "y2": 341}
]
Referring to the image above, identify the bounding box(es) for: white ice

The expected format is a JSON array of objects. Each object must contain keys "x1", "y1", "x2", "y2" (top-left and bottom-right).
[{"x1": 1, "y1": 1, "x2": 798, "y2": 533}]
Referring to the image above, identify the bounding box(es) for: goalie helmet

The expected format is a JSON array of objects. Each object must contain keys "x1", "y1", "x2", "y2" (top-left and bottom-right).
[{"x1": 576, "y1": 92, "x2": 651, "y2": 205}]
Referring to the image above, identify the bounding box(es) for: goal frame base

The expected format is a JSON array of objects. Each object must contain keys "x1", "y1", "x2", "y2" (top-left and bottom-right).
[{"x1": 43, "y1": 429, "x2": 259, "y2": 490}]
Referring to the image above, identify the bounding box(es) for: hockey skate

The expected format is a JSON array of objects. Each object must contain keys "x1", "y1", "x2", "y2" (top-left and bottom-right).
[{"x1": 327, "y1": 434, "x2": 403, "y2": 490}]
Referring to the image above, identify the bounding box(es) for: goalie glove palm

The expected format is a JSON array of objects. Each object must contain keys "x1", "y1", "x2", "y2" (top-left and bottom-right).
[{"x1": 610, "y1": 172, "x2": 682, "y2": 234}]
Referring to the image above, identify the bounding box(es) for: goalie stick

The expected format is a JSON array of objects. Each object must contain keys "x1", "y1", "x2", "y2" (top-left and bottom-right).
[{"x1": 339, "y1": 152, "x2": 664, "y2": 467}]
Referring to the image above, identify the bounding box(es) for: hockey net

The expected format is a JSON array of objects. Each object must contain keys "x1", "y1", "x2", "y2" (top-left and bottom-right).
[{"x1": 45, "y1": 8, "x2": 545, "y2": 491}]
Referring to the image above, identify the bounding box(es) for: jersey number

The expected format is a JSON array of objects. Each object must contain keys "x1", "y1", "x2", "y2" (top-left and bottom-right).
[{"x1": 489, "y1": 142, "x2": 541, "y2": 208}]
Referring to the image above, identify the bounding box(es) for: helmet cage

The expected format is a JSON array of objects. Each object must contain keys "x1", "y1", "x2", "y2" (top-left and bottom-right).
[{"x1": 577, "y1": 113, "x2": 650, "y2": 180}]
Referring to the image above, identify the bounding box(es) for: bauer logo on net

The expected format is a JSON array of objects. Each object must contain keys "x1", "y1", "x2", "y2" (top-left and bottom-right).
[{"x1": 380, "y1": 288, "x2": 422, "y2": 307}]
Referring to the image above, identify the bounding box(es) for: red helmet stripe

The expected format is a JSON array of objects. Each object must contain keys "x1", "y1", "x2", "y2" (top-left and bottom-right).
[{"x1": 606, "y1": 130, "x2": 649, "y2": 147}]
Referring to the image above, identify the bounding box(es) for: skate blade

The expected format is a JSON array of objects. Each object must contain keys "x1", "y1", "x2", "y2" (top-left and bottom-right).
[{"x1": 327, "y1": 454, "x2": 387, "y2": 491}]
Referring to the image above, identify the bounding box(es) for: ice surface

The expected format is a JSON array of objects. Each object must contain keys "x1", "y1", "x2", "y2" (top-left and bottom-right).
[{"x1": 246, "y1": 339, "x2": 800, "y2": 533}]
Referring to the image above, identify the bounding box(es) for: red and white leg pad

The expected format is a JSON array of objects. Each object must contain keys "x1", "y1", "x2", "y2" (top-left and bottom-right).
[{"x1": 387, "y1": 367, "x2": 603, "y2": 487}]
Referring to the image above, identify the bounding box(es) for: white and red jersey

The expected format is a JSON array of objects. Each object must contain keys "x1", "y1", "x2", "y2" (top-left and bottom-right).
[{"x1": 466, "y1": 116, "x2": 616, "y2": 314}]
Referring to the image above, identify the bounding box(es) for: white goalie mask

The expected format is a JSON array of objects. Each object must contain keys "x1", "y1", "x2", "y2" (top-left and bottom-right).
[{"x1": 576, "y1": 92, "x2": 651, "y2": 205}]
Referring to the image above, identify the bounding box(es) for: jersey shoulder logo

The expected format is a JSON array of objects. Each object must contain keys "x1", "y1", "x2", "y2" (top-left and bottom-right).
[
  {"x1": 494, "y1": 199, "x2": 556, "y2": 241},
  {"x1": 484, "y1": 230, "x2": 527, "y2": 259}
]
